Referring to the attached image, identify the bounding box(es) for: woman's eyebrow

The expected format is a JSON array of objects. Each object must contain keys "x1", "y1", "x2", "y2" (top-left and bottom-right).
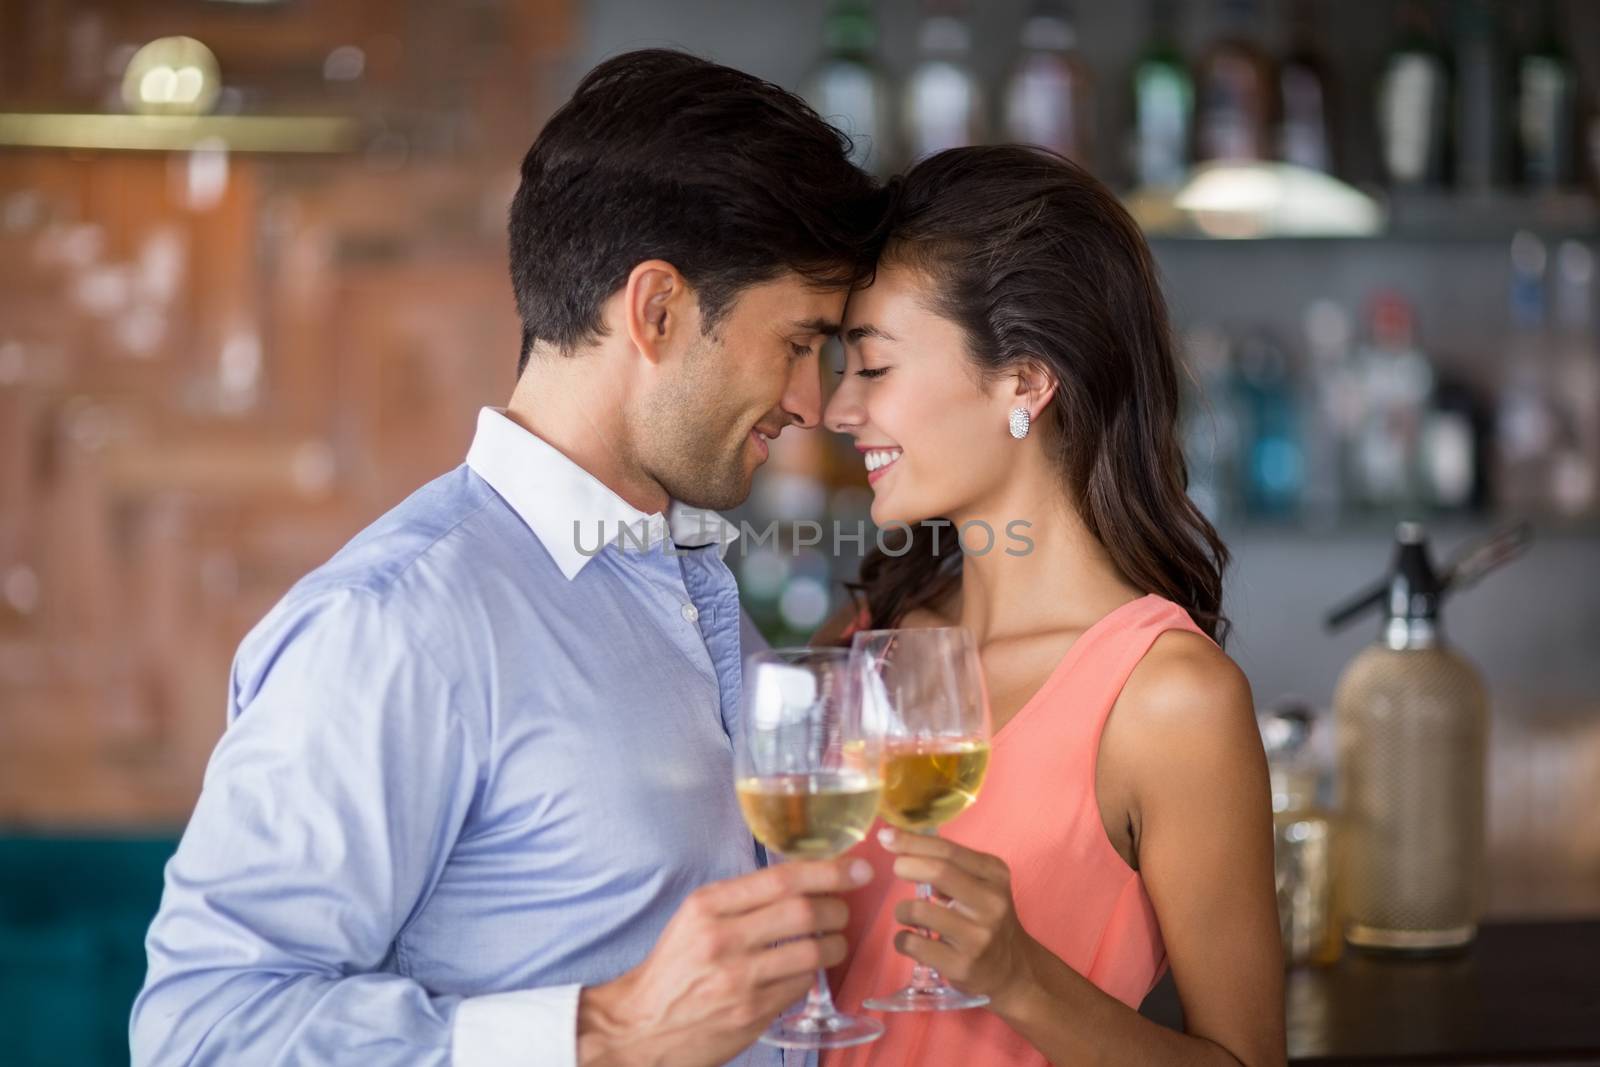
[{"x1": 843, "y1": 323, "x2": 897, "y2": 345}]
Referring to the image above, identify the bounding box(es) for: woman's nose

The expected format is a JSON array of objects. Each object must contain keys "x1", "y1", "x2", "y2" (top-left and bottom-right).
[{"x1": 822, "y1": 384, "x2": 861, "y2": 436}]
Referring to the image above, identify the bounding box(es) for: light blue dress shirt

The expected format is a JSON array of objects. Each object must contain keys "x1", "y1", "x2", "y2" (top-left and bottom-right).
[{"x1": 131, "y1": 408, "x2": 790, "y2": 1067}]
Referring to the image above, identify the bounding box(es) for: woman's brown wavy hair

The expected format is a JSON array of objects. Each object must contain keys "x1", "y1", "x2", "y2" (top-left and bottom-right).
[{"x1": 842, "y1": 144, "x2": 1231, "y2": 646}]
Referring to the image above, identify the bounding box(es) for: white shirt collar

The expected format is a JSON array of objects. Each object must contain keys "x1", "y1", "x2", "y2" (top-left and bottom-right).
[{"x1": 465, "y1": 407, "x2": 740, "y2": 581}]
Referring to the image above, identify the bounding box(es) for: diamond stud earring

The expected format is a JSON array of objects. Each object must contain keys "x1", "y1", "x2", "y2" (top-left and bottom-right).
[{"x1": 1008, "y1": 406, "x2": 1031, "y2": 440}]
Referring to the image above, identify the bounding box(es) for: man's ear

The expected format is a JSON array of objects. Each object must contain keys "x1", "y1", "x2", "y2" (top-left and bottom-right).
[{"x1": 623, "y1": 259, "x2": 693, "y2": 365}]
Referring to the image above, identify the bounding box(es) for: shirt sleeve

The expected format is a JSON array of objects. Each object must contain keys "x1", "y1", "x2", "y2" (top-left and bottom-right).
[
  {"x1": 453, "y1": 986, "x2": 581, "y2": 1067},
  {"x1": 129, "y1": 588, "x2": 579, "y2": 1066}
]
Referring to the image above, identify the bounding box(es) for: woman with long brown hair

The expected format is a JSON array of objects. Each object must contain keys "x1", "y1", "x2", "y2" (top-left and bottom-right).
[{"x1": 815, "y1": 145, "x2": 1285, "y2": 1066}]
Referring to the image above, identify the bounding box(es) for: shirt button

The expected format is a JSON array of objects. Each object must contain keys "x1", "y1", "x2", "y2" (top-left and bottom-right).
[{"x1": 681, "y1": 602, "x2": 700, "y2": 623}]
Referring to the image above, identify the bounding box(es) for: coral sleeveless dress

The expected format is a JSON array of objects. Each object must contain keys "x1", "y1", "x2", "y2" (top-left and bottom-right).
[{"x1": 823, "y1": 593, "x2": 1211, "y2": 1066}]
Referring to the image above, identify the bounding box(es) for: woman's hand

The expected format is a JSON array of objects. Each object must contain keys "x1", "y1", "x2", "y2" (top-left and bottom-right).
[{"x1": 880, "y1": 826, "x2": 1041, "y2": 1009}]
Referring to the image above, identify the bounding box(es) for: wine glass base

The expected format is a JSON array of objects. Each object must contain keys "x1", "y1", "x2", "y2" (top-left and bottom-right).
[
  {"x1": 758, "y1": 1009, "x2": 885, "y2": 1050},
  {"x1": 863, "y1": 985, "x2": 990, "y2": 1013}
]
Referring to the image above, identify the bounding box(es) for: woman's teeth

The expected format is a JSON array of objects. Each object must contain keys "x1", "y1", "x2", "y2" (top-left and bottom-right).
[{"x1": 865, "y1": 448, "x2": 902, "y2": 472}]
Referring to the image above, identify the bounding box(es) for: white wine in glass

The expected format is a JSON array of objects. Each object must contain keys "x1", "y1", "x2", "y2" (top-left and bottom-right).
[
  {"x1": 879, "y1": 739, "x2": 991, "y2": 832},
  {"x1": 737, "y1": 773, "x2": 881, "y2": 859},
  {"x1": 852, "y1": 625, "x2": 994, "y2": 1013},
  {"x1": 734, "y1": 647, "x2": 885, "y2": 1050}
]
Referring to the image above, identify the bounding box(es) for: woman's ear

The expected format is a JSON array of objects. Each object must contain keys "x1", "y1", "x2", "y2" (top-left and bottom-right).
[{"x1": 1013, "y1": 357, "x2": 1059, "y2": 420}]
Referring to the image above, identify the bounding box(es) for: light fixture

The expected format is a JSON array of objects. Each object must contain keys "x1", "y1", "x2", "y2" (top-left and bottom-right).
[
  {"x1": 1169, "y1": 161, "x2": 1386, "y2": 239},
  {"x1": 2, "y1": 32, "x2": 355, "y2": 153},
  {"x1": 121, "y1": 37, "x2": 221, "y2": 117}
]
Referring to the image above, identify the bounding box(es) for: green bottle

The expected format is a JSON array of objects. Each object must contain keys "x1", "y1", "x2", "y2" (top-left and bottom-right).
[{"x1": 1133, "y1": 0, "x2": 1192, "y2": 188}]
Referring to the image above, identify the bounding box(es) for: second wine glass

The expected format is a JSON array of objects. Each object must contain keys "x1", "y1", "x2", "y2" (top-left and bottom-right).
[
  {"x1": 851, "y1": 624, "x2": 994, "y2": 1013},
  {"x1": 734, "y1": 647, "x2": 885, "y2": 1049}
]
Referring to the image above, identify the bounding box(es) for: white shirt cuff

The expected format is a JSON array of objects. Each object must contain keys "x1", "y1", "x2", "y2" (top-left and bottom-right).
[{"x1": 452, "y1": 984, "x2": 581, "y2": 1067}]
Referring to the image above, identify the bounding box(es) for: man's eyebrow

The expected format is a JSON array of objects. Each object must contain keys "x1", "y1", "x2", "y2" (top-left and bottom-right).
[
  {"x1": 844, "y1": 323, "x2": 897, "y2": 345},
  {"x1": 791, "y1": 317, "x2": 842, "y2": 337}
]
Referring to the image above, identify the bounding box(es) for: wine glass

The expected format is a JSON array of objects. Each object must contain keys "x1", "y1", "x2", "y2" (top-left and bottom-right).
[
  {"x1": 851, "y1": 625, "x2": 994, "y2": 1012},
  {"x1": 734, "y1": 647, "x2": 885, "y2": 1049}
]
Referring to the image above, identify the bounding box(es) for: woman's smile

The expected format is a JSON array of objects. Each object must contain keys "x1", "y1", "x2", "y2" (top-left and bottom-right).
[{"x1": 859, "y1": 445, "x2": 903, "y2": 485}]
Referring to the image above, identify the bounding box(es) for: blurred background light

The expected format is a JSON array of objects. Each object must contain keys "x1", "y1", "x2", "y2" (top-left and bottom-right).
[
  {"x1": 1173, "y1": 160, "x2": 1387, "y2": 238},
  {"x1": 120, "y1": 36, "x2": 221, "y2": 117}
]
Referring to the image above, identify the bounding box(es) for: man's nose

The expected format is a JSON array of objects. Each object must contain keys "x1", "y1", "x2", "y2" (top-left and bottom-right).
[{"x1": 783, "y1": 357, "x2": 824, "y2": 430}]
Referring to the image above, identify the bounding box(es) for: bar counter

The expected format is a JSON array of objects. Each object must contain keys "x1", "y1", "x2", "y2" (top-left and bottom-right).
[{"x1": 1140, "y1": 920, "x2": 1600, "y2": 1065}]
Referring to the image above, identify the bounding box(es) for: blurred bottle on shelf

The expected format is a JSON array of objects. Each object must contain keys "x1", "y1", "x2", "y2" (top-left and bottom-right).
[
  {"x1": 903, "y1": 0, "x2": 985, "y2": 163},
  {"x1": 1232, "y1": 328, "x2": 1303, "y2": 519},
  {"x1": 1350, "y1": 292, "x2": 1435, "y2": 514},
  {"x1": 1278, "y1": 0, "x2": 1335, "y2": 174},
  {"x1": 1377, "y1": 0, "x2": 1451, "y2": 188},
  {"x1": 1001, "y1": 0, "x2": 1093, "y2": 169},
  {"x1": 1548, "y1": 240, "x2": 1598, "y2": 514},
  {"x1": 1131, "y1": 0, "x2": 1193, "y2": 190},
  {"x1": 803, "y1": 0, "x2": 894, "y2": 177},
  {"x1": 1452, "y1": 0, "x2": 1508, "y2": 194},
  {"x1": 1495, "y1": 231, "x2": 1560, "y2": 514},
  {"x1": 1301, "y1": 299, "x2": 1357, "y2": 528},
  {"x1": 1194, "y1": 0, "x2": 1275, "y2": 163},
  {"x1": 1514, "y1": 0, "x2": 1577, "y2": 193},
  {"x1": 1179, "y1": 323, "x2": 1239, "y2": 521},
  {"x1": 1421, "y1": 373, "x2": 1491, "y2": 515}
]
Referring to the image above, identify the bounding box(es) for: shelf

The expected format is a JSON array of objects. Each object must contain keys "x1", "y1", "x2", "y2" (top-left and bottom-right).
[
  {"x1": 1214, "y1": 514, "x2": 1600, "y2": 544},
  {"x1": 1382, "y1": 189, "x2": 1600, "y2": 240},
  {"x1": 1142, "y1": 190, "x2": 1600, "y2": 245},
  {"x1": 0, "y1": 113, "x2": 361, "y2": 154}
]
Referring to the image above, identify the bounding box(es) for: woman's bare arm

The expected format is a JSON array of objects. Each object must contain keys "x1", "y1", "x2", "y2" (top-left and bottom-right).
[{"x1": 899, "y1": 630, "x2": 1286, "y2": 1066}]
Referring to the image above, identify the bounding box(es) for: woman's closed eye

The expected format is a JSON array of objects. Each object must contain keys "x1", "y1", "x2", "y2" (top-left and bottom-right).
[{"x1": 835, "y1": 366, "x2": 888, "y2": 380}]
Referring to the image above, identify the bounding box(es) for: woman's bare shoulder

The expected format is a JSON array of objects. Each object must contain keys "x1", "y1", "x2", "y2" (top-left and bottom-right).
[
  {"x1": 1139, "y1": 626, "x2": 1248, "y2": 697},
  {"x1": 1109, "y1": 629, "x2": 1258, "y2": 770}
]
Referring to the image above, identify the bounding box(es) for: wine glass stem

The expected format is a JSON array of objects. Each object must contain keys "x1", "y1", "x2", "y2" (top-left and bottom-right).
[
  {"x1": 909, "y1": 878, "x2": 946, "y2": 991},
  {"x1": 802, "y1": 968, "x2": 837, "y2": 1020}
]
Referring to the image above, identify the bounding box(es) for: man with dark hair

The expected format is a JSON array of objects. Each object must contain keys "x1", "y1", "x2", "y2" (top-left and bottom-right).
[{"x1": 132, "y1": 50, "x2": 886, "y2": 1067}]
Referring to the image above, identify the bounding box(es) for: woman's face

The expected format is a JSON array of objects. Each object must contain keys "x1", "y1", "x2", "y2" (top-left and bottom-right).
[{"x1": 824, "y1": 260, "x2": 1024, "y2": 530}]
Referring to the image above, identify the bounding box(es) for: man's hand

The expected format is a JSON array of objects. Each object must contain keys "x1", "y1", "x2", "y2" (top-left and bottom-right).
[{"x1": 576, "y1": 855, "x2": 874, "y2": 1067}]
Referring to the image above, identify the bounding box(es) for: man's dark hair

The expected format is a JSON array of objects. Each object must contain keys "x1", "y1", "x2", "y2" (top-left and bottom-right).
[{"x1": 508, "y1": 49, "x2": 886, "y2": 374}]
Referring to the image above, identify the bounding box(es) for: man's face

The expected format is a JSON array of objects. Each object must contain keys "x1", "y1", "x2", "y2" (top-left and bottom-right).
[{"x1": 641, "y1": 272, "x2": 845, "y2": 511}]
